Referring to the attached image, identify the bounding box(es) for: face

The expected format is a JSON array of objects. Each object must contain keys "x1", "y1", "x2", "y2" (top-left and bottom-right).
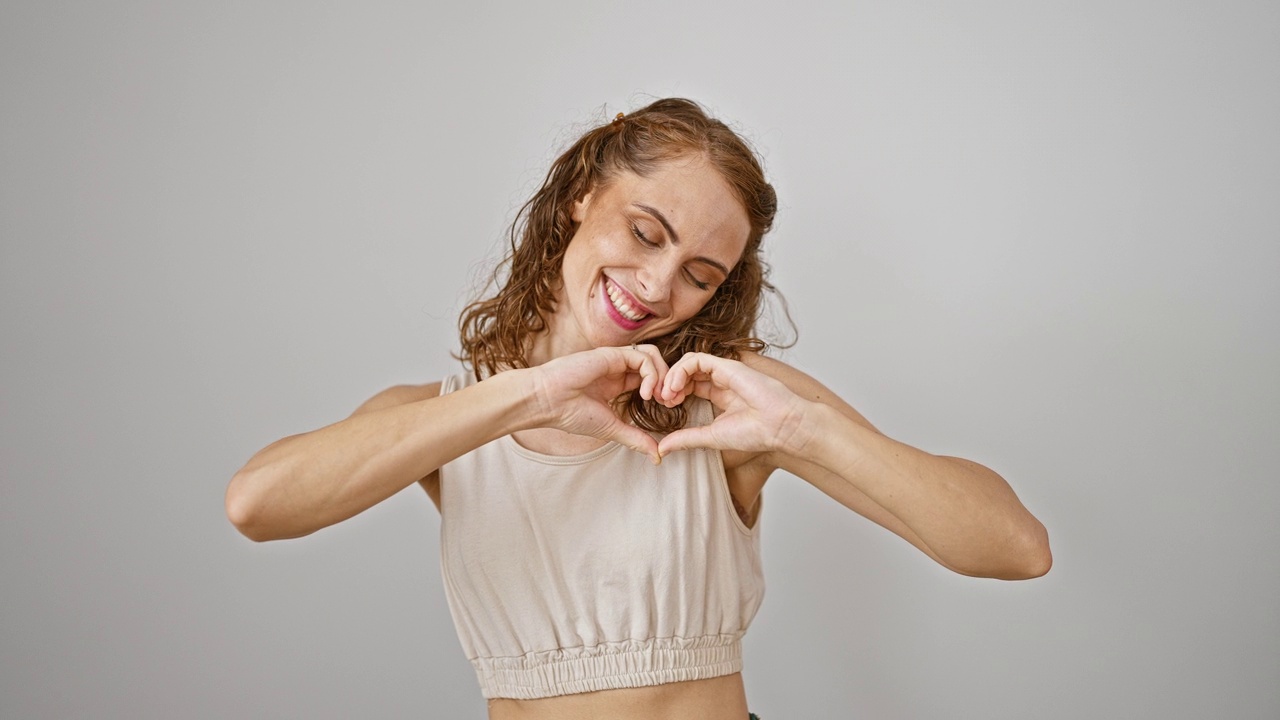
[{"x1": 540, "y1": 156, "x2": 751, "y2": 359}]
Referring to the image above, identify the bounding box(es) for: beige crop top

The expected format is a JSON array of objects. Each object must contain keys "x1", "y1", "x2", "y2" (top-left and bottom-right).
[{"x1": 436, "y1": 370, "x2": 765, "y2": 700}]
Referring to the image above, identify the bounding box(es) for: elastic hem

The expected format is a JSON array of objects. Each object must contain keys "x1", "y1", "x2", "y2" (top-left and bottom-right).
[{"x1": 474, "y1": 634, "x2": 744, "y2": 699}]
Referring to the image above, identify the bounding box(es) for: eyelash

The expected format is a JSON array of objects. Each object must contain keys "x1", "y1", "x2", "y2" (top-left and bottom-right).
[
  {"x1": 630, "y1": 224, "x2": 658, "y2": 248},
  {"x1": 630, "y1": 223, "x2": 711, "y2": 291}
]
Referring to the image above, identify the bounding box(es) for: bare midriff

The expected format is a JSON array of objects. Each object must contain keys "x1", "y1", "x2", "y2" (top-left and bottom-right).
[{"x1": 486, "y1": 672, "x2": 750, "y2": 720}]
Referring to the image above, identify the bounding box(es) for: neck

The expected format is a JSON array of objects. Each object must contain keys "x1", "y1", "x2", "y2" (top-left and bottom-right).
[{"x1": 524, "y1": 317, "x2": 587, "y2": 367}]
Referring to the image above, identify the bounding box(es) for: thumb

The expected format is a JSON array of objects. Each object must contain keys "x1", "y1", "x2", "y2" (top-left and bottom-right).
[
  {"x1": 607, "y1": 422, "x2": 662, "y2": 464},
  {"x1": 658, "y1": 426, "x2": 718, "y2": 457}
]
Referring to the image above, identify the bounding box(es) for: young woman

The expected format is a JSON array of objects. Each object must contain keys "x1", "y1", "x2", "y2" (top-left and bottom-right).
[{"x1": 226, "y1": 98, "x2": 1051, "y2": 719}]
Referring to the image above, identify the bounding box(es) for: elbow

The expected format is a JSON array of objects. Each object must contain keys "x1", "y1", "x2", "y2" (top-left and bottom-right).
[
  {"x1": 1011, "y1": 543, "x2": 1052, "y2": 580},
  {"x1": 1002, "y1": 521, "x2": 1053, "y2": 580},
  {"x1": 1028, "y1": 533, "x2": 1053, "y2": 578},
  {"x1": 225, "y1": 469, "x2": 285, "y2": 543},
  {"x1": 950, "y1": 519, "x2": 1052, "y2": 581}
]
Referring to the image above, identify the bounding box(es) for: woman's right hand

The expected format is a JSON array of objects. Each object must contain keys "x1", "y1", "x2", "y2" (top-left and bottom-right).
[
  {"x1": 227, "y1": 345, "x2": 669, "y2": 541},
  {"x1": 526, "y1": 344, "x2": 669, "y2": 462}
]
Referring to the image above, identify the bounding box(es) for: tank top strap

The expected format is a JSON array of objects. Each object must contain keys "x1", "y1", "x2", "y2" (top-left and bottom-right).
[
  {"x1": 439, "y1": 369, "x2": 478, "y2": 396},
  {"x1": 685, "y1": 396, "x2": 716, "y2": 427}
]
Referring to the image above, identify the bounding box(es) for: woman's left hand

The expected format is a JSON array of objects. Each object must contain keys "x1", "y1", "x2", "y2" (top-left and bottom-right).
[
  {"x1": 658, "y1": 352, "x2": 1052, "y2": 579},
  {"x1": 657, "y1": 352, "x2": 814, "y2": 458}
]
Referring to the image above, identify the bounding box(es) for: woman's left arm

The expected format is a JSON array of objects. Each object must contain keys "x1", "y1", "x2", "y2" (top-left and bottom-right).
[{"x1": 658, "y1": 353, "x2": 1051, "y2": 580}]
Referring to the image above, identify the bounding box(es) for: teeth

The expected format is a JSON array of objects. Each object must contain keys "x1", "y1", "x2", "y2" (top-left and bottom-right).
[{"x1": 605, "y1": 279, "x2": 647, "y2": 322}]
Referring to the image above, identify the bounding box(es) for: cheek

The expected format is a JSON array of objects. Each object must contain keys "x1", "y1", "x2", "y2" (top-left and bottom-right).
[
  {"x1": 559, "y1": 236, "x2": 594, "y2": 283},
  {"x1": 672, "y1": 293, "x2": 713, "y2": 324},
  {"x1": 576, "y1": 234, "x2": 636, "y2": 278}
]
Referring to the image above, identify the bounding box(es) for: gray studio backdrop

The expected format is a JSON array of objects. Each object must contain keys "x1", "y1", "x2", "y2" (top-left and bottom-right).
[{"x1": 2, "y1": 1, "x2": 1277, "y2": 718}]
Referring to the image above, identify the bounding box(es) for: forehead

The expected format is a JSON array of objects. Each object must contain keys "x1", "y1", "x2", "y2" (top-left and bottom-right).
[{"x1": 601, "y1": 157, "x2": 751, "y2": 260}]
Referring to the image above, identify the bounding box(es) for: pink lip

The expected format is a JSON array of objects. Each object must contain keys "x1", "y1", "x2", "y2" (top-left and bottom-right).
[{"x1": 601, "y1": 276, "x2": 652, "y2": 331}]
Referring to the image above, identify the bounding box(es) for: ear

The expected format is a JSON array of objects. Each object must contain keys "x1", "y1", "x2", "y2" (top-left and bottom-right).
[{"x1": 571, "y1": 191, "x2": 594, "y2": 223}]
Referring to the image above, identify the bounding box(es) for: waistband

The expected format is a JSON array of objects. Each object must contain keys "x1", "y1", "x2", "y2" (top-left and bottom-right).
[{"x1": 473, "y1": 634, "x2": 744, "y2": 700}]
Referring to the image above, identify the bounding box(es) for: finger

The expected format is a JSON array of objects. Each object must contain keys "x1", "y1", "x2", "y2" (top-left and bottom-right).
[
  {"x1": 622, "y1": 371, "x2": 642, "y2": 393},
  {"x1": 635, "y1": 360, "x2": 656, "y2": 401},
  {"x1": 676, "y1": 352, "x2": 734, "y2": 380},
  {"x1": 660, "y1": 371, "x2": 691, "y2": 407},
  {"x1": 658, "y1": 362, "x2": 681, "y2": 403},
  {"x1": 690, "y1": 379, "x2": 716, "y2": 401},
  {"x1": 658, "y1": 426, "x2": 719, "y2": 456},
  {"x1": 663, "y1": 359, "x2": 691, "y2": 397},
  {"x1": 608, "y1": 422, "x2": 662, "y2": 464},
  {"x1": 660, "y1": 365, "x2": 692, "y2": 406},
  {"x1": 663, "y1": 353, "x2": 727, "y2": 401},
  {"x1": 612, "y1": 345, "x2": 658, "y2": 400},
  {"x1": 665, "y1": 353, "x2": 707, "y2": 391},
  {"x1": 661, "y1": 385, "x2": 688, "y2": 407},
  {"x1": 631, "y1": 344, "x2": 669, "y2": 401},
  {"x1": 633, "y1": 343, "x2": 670, "y2": 373},
  {"x1": 627, "y1": 340, "x2": 675, "y2": 397}
]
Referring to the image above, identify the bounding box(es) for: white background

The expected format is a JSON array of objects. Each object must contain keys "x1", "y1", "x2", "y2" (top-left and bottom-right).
[{"x1": 2, "y1": 1, "x2": 1277, "y2": 717}]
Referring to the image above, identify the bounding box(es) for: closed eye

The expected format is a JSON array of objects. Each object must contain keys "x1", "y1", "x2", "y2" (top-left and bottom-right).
[
  {"x1": 685, "y1": 269, "x2": 711, "y2": 291},
  {"x1": 631, "y1": 221, "x2": 715, "y2": 290},
  {"x1": 630, "y1": 223, "x2": 659, "y2": 248}
]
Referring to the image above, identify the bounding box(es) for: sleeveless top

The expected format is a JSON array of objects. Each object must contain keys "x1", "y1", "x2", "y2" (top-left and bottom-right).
[{"x1": 436, "y1": 370, "x2": 766, "y2": 700}]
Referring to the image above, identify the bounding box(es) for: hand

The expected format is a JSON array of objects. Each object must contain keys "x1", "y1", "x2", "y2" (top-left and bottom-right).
[
  {"x1": 657, "y1": 353, "x2": 814, "y2": 458},
  {"x1": 528, "y1": 345, "x2": 668, "y2": 462}
]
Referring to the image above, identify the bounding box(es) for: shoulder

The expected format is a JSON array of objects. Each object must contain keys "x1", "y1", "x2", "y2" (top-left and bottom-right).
[
  {"x1": 738, "y1": 351, "x2": 880, "y2": 434},
  {"x1": 737, "y1": 351, "x2": 836, "y2": 400},
  {"x1": 349, "y1": 382, "x2": 442, "y2": 417},
  {"x1": 737, "y1": 351, "x2": 799, "y2": 382}
]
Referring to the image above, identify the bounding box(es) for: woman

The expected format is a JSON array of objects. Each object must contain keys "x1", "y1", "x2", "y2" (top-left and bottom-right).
[{"x1": 226, "y1": 98, "x2": 1051, "y2": 719}]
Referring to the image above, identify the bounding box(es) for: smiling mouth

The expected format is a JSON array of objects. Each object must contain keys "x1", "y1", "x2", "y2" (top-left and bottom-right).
[{"x1": 604, "y1": 277, "x2": 651, "y2": 325}]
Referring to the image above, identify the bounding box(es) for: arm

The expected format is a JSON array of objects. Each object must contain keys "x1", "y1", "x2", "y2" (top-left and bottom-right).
[
  {"x1": 657, "y1": 353, "x2": 1051, "y2": 580},
  {"x1": 225, "y1": 371, "x2": 531, "y2": 541},
  {"x1": 226, "y1": 345, "x2": 671, "y2": 542}
]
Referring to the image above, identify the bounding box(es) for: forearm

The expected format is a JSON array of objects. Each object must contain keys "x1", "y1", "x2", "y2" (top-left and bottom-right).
[
  {"x1": 226, "y1": 369, "x2": 537, "y2": 541},
  {"x1": 793, "y1": 403, "x2": 1051, "y2": 579}
]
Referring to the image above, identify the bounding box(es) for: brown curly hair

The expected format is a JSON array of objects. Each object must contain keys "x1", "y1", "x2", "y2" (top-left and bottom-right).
[{"x1": 457, "y1": 98, "x2": 788, "y2": 433}]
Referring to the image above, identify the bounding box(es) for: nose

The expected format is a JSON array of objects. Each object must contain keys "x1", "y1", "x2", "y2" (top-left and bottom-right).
[{"x1": 634, "y1": 261, "x2": 676, "y2": 307}]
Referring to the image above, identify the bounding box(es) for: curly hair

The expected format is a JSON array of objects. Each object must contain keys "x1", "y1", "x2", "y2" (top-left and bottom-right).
[{"x1": 457, "y1": 98, "x2": 789, "y2": 433}]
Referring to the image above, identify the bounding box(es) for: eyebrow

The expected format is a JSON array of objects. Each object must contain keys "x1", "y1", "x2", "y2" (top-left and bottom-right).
[{"x1": 632, "y1": 203, "x2": 732, "y2": 278}]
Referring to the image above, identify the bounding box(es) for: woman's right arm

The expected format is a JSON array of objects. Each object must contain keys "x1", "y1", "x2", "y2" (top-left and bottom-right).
[
  {"x1": 225, "y1": 369, "x2": 538, "y2": 541},
  {"x1": 225, "y1": 345, "x2": 669, "y2": 542}
]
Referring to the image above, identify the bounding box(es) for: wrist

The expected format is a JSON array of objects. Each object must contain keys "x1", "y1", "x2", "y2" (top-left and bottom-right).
[
  {"x1": 776, "y1": 398, "x2": 825, "y2": 456},
  {"x1": 485, "y1": 367, "x2": 548, "y2": 433},
  {"x1": 796, "y1": 402, "x2": 875, "y2": 475}
]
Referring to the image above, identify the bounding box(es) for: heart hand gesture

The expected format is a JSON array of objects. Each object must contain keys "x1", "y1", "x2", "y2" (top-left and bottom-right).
[
  {"x1": 528, "y1": 344, "x2": 668, "y2": 462},
  {"x1": 657, "y1": 353, "x2": 814, "y2": 458}
]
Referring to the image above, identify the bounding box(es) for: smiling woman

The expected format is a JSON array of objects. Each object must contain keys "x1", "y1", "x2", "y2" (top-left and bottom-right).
[
  {"x1": 225, "y1": 98, "x2": 1051, "y2": 719},
  {"x1": 544, "y1": 157, "x2": 750, "y2": 360},
  {"x1": 459, "y1": 99, "x2": 781, "y2": 436}
]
